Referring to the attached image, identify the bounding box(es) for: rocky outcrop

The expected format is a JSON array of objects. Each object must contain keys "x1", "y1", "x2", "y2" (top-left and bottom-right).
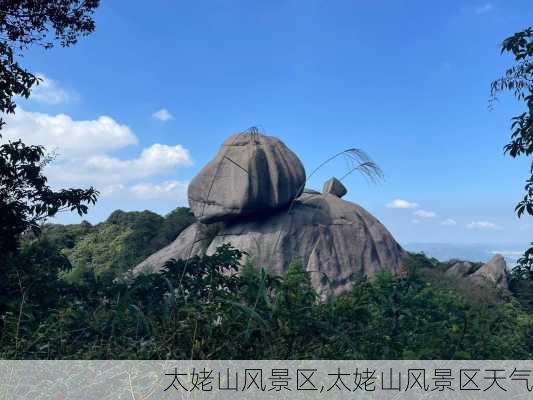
[
  {"x1": 445, "y1": 261, "x2": 474, "y2": 278},
  {"x1": 444, "y1": 255, "x2": 509, "y2": 290},
  {"x1": 322, "y1": 177, "x2": 347, "y2": 198},
  {"x1": 135, "y1": 130, "x2": 407, "y2": 296},
  {"x1": 187, "y1": 131, "x2": 305, "y2": 223},
  {"x1": 135, "y1": 190, "x2": 407, "y2": 296},
  {"x1": 470, "y1": 254, "x2": 509, "y2": 290}
]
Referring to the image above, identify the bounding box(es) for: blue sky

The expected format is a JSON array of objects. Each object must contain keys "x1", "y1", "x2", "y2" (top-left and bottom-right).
[{"x1": 4, "y1": 0, "x2": 533, "y2": 249}]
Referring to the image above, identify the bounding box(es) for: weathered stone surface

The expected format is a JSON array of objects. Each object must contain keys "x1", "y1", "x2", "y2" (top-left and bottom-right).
[
  {"x1": 135, "y1": 191, "x2": 407, "y2": 296},
  {"x1": 136, "y1": 131, "x2": 407, "y2": 295},
  {"x1": 470, "y1": 254, "x2": 508, "y2": 290},
  {"x1": 322, "y1": 177, "x2": 347, "y2": 198},
  {"x1": 187, "y1": 131, "x2": 306, "y2": 223},
  {"x1": 445, "y1": 261, "x2": 473, "y2": 278}
]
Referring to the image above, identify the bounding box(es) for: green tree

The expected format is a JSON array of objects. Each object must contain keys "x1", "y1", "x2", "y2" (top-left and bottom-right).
[
  {"x1": 0, "y1": 142, "x2": 98, "y2": 260},
  {"x1": 273, "y1": 258, "x2": 319, "y2": 358},
  {"x1": 0, "y1": 1, "x2": 100, "y2": 261},
  {"x1": 0, "y1": 1, "x2": 99, "y2": 123},
  {"x1": 39, "y1": 220, "x2": 95, "y2": 249},
  {"x1": 1, "y1": 248, "x2": 532, "y2": 360},
  {"x1": 59, "y1": 208, "x2": 196, "y2": 281},
  {"x1": 491, "y1": 28, "x2": 533, "y2": 309},
  {"x1": 491, "y1": 28, "x2": 533, "y2": 272},
  {"x1": 151, "y1": 207, "x2": 196, "y2": 250},
  {"x1": 0, "y1": 1, "x2": 100, "y2": 338}
]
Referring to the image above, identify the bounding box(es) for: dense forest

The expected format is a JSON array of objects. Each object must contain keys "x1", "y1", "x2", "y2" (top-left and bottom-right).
[
  {"x1": 1, "y1": 207, "x2": 533, "y2": 360},
  {"x1": 41, "y1": 208, "x2": 195, "y2": 282}
]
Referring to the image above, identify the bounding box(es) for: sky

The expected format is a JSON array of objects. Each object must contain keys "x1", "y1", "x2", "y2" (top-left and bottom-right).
[{"x1": 3, "y1": 0, "x2": 533, "y2": 251}]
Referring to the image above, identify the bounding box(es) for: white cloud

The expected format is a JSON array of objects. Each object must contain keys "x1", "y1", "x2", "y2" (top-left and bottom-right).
[
  {"x1": 30, "y1": 74, "x2": 75, "y2": 104},
  {"x1": 99, "y1": 180, "x2": 189, "y2": 201},
  {"x1": 46, "y1": 143, "x2": 192, "y2": 188},
  {"x1": 2, "y1": 108, "x2": 193, "y2": 201},
  {"x1": 65, "y1": 143, "x2": 192, "y2": 183},
  {"x1": 386, "y1": 199, "x2": 419, "y2": 209},
  {"x1": 130, "y1": 180, "x2": 189, "y2": 200},
  {"x1": 99, "y1": 184, "x2": 126, "y2": 197},
  {"x1": 474, "y1": 3, "x2": 493, "y2": 14},
  {"x1": 2, "y1": 108, "x2": 138, "y2": 157},
  {"x1": 152, "y1": 108, "x2": 173, "y2": 122},
  {"x1": 413, "y1": 209, "x2": 437, "y2": 219},
  {"x1": 466, "y1": 221, "x2": 500, "y2": 230},
  {"x1": 86, "y1": 143, "x2": 192, "y2": 174},
  {"x1": 441, "y1": 218, "x2": 457, "y2": 226},
  {"x1": 411, "y1": 219, "x2": 421, "y2": 224}
]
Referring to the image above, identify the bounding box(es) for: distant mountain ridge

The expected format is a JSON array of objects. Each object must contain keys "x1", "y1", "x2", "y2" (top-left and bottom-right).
[{"x1": 405, "y1": 242, "x2": 525, "y2": 266}]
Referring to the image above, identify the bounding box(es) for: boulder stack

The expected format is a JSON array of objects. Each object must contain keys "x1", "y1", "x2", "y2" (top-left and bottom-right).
[{"x1": 135, "y1": 130, "x2": 407, "y2": 295}]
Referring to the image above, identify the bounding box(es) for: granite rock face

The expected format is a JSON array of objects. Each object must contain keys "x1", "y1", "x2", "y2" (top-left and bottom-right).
[
  {"x1": 470, "y1": 254, "x2": 509, "y2": 290},
  {"x1": 135, "y1": 130, "x2": 407, "y2": 295},
  {"x1": 444, "y1": 254, "x2": 509, "y2": 290},
  {"x1": 135, "y1": 192, "x2": 407, "y2": 296},
  {"x1": 187, "y1": 131, "x2": 306, "y2": 223},
  {"x1": 445, "y1": 261, "x2": 474, "y2": 278},
  {"x1": 322, "y1": 177, "x2": 347, "y2": 198}
]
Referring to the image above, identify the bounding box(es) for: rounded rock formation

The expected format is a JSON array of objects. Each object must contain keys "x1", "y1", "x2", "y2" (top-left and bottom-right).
[
  {"x1": 135, "y1": 131, "x2": 407, "y2": 296},
  {"x1": 188, "y1": 130, "x2": 306, "y2": 223},
  {"x1": 470, "y1": 254, "x2": 509, "y2": 290},
  {"x1": 135, "y1": 190, "x2": 407, "y2": 296}
]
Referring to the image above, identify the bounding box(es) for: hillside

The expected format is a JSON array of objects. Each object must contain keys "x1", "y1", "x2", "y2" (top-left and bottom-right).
[
  {"x1": 5, "y1": 203, "x2": 533, "y2": 360},
  {"x1": 405, "y1": 242, "x2": 523, "y2": 265},
  {"x1": 39, "y1": 207, "x2": 195, "y2": 282},
  {"x1": 2, "y1": 206, "x2": 533, "y2": 359},
  {"x1": 2, "y1": 241, "x2": 533, "y2": 359}
]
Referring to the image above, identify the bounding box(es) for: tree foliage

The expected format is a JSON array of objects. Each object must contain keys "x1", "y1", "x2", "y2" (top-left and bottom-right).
[
  {"x1": 0, "y1": 0, "x2": 100, "y2": 264},
  {"x1": 42, "y1": 208, "x2": 197, "y2": 282},
  {"x1": 0, "y1": 0, "x2": 99, "y2": 124},
  {"x1": 492, "y1": 27, "x2": 533, "y2": 216},
  {"x1": 0, "y1": 141, "x2": 98, "y2": 259},
  {"x1": 1, "y1": 244, "x2": 531, "y2": 360},
  {"x1": 491, "y1": 27, "x2": 533, "y2": 295}
]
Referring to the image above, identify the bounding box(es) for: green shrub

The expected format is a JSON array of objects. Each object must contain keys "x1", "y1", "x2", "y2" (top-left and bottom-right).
[{"x1": 2, "y1": 248, "x2": 532, "y2": 360}]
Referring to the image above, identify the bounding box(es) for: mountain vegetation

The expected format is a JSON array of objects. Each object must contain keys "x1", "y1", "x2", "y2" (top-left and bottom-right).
[
  {"x1": 1, "y1": 211, "x2": 533, "y2": 360},
  {"x1": 0, "y1": 1, "x2": 100, "y2": 266},
  {"x1": 37, "y1": 207, "x2": 195, "y2": 282}
]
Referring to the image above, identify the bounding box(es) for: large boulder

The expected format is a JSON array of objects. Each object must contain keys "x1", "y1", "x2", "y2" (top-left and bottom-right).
[
  {"x1": 470, "y1": 254, "x2": 509, "y2": 290},
  {"x1": 135, "y1": 190, "x2": 407, "y2": 296},
  {"x1": 188, "y1": 131, "x2": 306, "y2": 223},
  {"x1": 322, "y1": 177, "x2": 347, "y2": 198},
  {"x1": 445, "y1": 261, "x2": 474, "y2": 278}
]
